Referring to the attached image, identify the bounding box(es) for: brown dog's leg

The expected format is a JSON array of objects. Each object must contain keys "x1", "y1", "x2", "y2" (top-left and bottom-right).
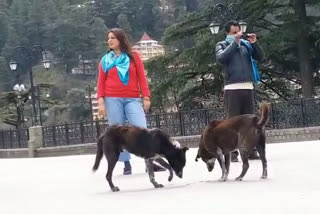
[
  {"x1": 256, "y1": 135, "x2": 268, "y2": 179},
  {"x1": 217, "y1": 149, "x2": 227, "y2": 182},
  {"x1": 235, "y1": 151, "x2": 249, "y2": 181},
  {"x1": 106, "y1": 152, "x2": 120, "y2": 192},
  {"x1": 224, "y1": 153, "x2": 231, "y2": 176},
  {"x1": 146, "y1": 159, "x2": 164, "y2": 188},
  {"x1": 154, "y1": 158, "x2": 173, "y2": 182}
]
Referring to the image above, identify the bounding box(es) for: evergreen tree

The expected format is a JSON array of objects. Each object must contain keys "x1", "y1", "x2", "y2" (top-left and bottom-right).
[
  {"x1": 117, "y1": 13, "x2": 133, "y2": 39},
  {"x1": 27, "y1": 0, "x2": 46, "y2": 45},
  {"x1": 146, "y1": 0, "x2": 320, "y2": 111},
  {"x1": 0, "y1": 56, "x2": 11, "y2": 91},
  {"x1": 2, "y1": 0, "x2": 31, "y2": 57},
  {"x1": 0, "y1": 0, "x2": 9, "y2": 52}
]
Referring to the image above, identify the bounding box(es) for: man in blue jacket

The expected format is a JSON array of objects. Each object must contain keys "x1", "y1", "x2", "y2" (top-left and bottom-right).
[{"x1": 215, "y1": 20, "x2": 264, "y2": 162}]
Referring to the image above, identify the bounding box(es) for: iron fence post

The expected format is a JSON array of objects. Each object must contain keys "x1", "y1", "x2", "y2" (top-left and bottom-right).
[
  {"x1": 9, "y1": 129, "x2": 13, "y2": 149},
  {"x1": 274, "y1": 103, "x2": 280, "y2": 129},
  {"x1": 270, "y1": 103, "x2": 276, "y2": 129},
  {"x1": 52, "y1": 126, "x2": 56, "y2": 146},
  {"x1": 204, "y1": 109, "x2": 209, "y2": 126},
  {"x1": 65, "y1": 124, "x2": 70, "y2": 145},
  {"x1": 96, "y1": 120, "x2": 100, "y2": 139},
  {"x1": 17, "y1": 129, "x2": 21, "y2": 148},
  {"x1": 179, "y1": 111, "x2": 185, "y2": 136},
  {"x1": 0, "y1": 131, "x2": 4, "y2": 149},
  {"x1": 42, "y1": 127, "x2": 45, "y2": 147},
  {"x1": 80, "y1": 122, "x2": 84, "y2": 144},
  {"x1": 156, "y1": 114, "x2": 160, "y2": 128},
  {"x1": 300, "y1": 98, "x2": 306, "y2": 127}
]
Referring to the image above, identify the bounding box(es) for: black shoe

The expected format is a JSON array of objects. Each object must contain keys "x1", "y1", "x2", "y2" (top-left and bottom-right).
[
  {"x1": 123, "y1": 161, "x2": 132, "y2": 175},
  {"x1": 231, "y1": 156, "x2": 239, "y2": 162}
]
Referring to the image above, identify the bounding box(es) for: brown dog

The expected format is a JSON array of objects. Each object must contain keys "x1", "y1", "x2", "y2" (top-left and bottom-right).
[{"x1": 195, "y1": 103, "x2": 269, "y2": 181}]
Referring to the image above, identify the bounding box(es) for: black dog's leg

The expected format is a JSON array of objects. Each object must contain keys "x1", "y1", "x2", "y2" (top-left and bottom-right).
[
  {"x1": 106, "y1": 152, "x2": 120, "y2": 192},
  {"x1": 146, "y1": 159, "x2": 164, "y2": 188},
  {"x1": 256, "y1": 135, "x2": 268, "y2": 179},
  {"x1": 217, "y1": 149, "x2": 227, "y2": 182},
  {"x1": 235, "y1": 151, "x2": 249, "y2": 181},
  {"x1": 154, "y1": 158, "x2": 173, "y2": 182}
]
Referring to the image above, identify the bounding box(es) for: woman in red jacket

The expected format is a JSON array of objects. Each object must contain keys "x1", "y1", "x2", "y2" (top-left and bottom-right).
[{"x1": 97, "y1": 28, "x2": 164, "y2": 175}]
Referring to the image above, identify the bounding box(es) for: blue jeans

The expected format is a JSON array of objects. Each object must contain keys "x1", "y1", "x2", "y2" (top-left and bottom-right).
[{"x1": 105, "y1": 97, "x2": 147, "y2": 162}]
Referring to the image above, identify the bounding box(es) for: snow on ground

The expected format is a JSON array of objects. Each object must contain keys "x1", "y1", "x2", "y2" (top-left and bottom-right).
[{"x1": 1, "y1": 141, "x2": 320, "y2": 214}]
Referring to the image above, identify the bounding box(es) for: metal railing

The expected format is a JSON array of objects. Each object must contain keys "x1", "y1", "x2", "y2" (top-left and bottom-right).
[
  {"x1": 2, "y1": 98, "x2": 320, "y2": 149},
  {"x1": 42, "y1": 120, "x2": 108, "y2": 147},
  {"x1": 268, "y1": 98, "x2": 320, "y2": 129},
  {"x1": 0, "y1": 128, "x2": 29, "y2": 149}
]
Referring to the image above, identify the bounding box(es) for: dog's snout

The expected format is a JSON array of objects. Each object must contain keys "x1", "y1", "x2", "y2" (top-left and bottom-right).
[
  {"x1": 206, "y1": 159, "x2": 215, "y2": 172},
  {"x1": 177, "y1": 171, "x2": 183, "y2": 178},
  {"x1": 195, "y1": 154, "x2": 200, "y2": 162}
]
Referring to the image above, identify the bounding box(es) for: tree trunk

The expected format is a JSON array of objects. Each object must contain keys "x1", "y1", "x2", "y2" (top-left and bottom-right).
[{"x1": 292, "y1": 0, "x2": 313, "y2": 98}]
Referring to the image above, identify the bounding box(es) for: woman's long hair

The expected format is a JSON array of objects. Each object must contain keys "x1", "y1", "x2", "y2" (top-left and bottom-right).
[{"x1": 106, "y1": 28, "x2": 133, "y2": 58}]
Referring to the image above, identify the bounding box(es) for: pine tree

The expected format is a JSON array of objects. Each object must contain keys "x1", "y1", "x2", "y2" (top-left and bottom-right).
[
  {"x1": 116, "y1": 14, "x2": 133, "y2": 39},
  {"x1": 0, "y1": 0, "x2": 9, "y2": 52},
  {"x1": 146, "y1": 0, "x2": 320, "y2": 111},
  {"x1": 27, "y1": 0, "x2": 46, "y2": 45},
  {"x1": 2, "y1": 0, "x2": 31, "y2": 56},
  {"x1": 0, "y1": 56, "x2": 11, "y2": 91}
]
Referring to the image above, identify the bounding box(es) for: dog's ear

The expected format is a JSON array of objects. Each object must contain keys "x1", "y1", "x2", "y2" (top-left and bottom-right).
[{"x1": 195, "y1": 153, "x2": 200, "y2": 162}]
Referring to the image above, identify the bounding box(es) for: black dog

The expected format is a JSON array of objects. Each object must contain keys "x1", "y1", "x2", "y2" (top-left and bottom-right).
[
  {"x1": 195, "y1": 103, "x2": 269, "y2": 181},
  {"x1": 92, "y1": 125, "x2": 188, "y2": 192}
]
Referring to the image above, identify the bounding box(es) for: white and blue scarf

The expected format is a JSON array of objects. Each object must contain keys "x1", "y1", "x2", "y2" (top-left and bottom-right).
[{"x1": 101, "y1": 51, "x2": 130, "y2": 85}]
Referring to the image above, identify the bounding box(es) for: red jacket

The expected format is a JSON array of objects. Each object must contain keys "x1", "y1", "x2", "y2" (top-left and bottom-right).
[{"x1": 97, "y1": 52, "x2": 150, "y2": 98}]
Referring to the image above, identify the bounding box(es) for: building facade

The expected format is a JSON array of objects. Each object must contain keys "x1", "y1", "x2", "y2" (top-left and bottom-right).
[{"x1": 132, "y1": 32, "x2": 165, "y2": 61}]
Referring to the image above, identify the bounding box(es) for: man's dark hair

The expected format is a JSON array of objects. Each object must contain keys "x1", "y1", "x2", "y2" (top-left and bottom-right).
[{"x1": 224, "y1": 20, "x2": 241, "y2": 33}]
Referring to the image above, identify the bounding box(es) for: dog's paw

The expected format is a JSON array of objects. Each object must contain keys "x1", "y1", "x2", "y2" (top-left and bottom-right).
[
  {"x1": 111, "y1": 186, "x2": 120, "y2": 192},
  {"x1": 218, "y1": 177, "x2": 227, "y2": 182},
  {"x1": 235, "y1": 177, "x2": 243, "y2": 181},
  {"x1": 155, "y1": 184, "x2": 164, "y2": 188},
  {"x1": 260, "y1": 175, "x2": 268, "y2": 179},
  {"x1": 168, "y1": 175, "x2": 173, "y2": 182}
]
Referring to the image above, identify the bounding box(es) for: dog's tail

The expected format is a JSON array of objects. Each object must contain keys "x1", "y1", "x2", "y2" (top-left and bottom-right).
[
  {"x1": 92, "y1": 135, "x2": 104, "y2": 172},
  {"x1": 257, "y1": 103, "x2": 270, "y2": 129}
]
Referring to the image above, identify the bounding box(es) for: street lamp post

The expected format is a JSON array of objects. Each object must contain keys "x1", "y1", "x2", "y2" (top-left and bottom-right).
[
  {"x1": 209, "y1": 3, "x2": 247, "y2": 35},
  {"x1": 9, "y1": 45, "x2": 51, "y2": 126},
  {"x1": 13, "y1": 84, "x2": 27, "y2": 129},
  {"x1": 35, "y1": 84, "x2": 51, "y2": 126}
]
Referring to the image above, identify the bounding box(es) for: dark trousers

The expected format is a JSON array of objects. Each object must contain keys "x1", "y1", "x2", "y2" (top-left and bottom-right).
[{"x1": 224, "y1": 89, "x2": 257, "y2": 158}]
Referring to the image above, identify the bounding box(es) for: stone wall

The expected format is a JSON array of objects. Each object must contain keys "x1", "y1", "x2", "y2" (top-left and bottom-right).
[
  {"x1": 0, "y1": 148, "x2": 28, "y2": 158},
  {"x1": 266, "y1": 126, "x2": 320, "y2": 143},
  {"x1": 1, "y1": 126, "x2": 320, "y2": 158}
]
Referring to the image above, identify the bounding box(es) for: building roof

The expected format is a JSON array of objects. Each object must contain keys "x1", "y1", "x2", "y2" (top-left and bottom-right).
[{"x1": 140, "y1": 32, "x2": 152, "y2": 41}]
